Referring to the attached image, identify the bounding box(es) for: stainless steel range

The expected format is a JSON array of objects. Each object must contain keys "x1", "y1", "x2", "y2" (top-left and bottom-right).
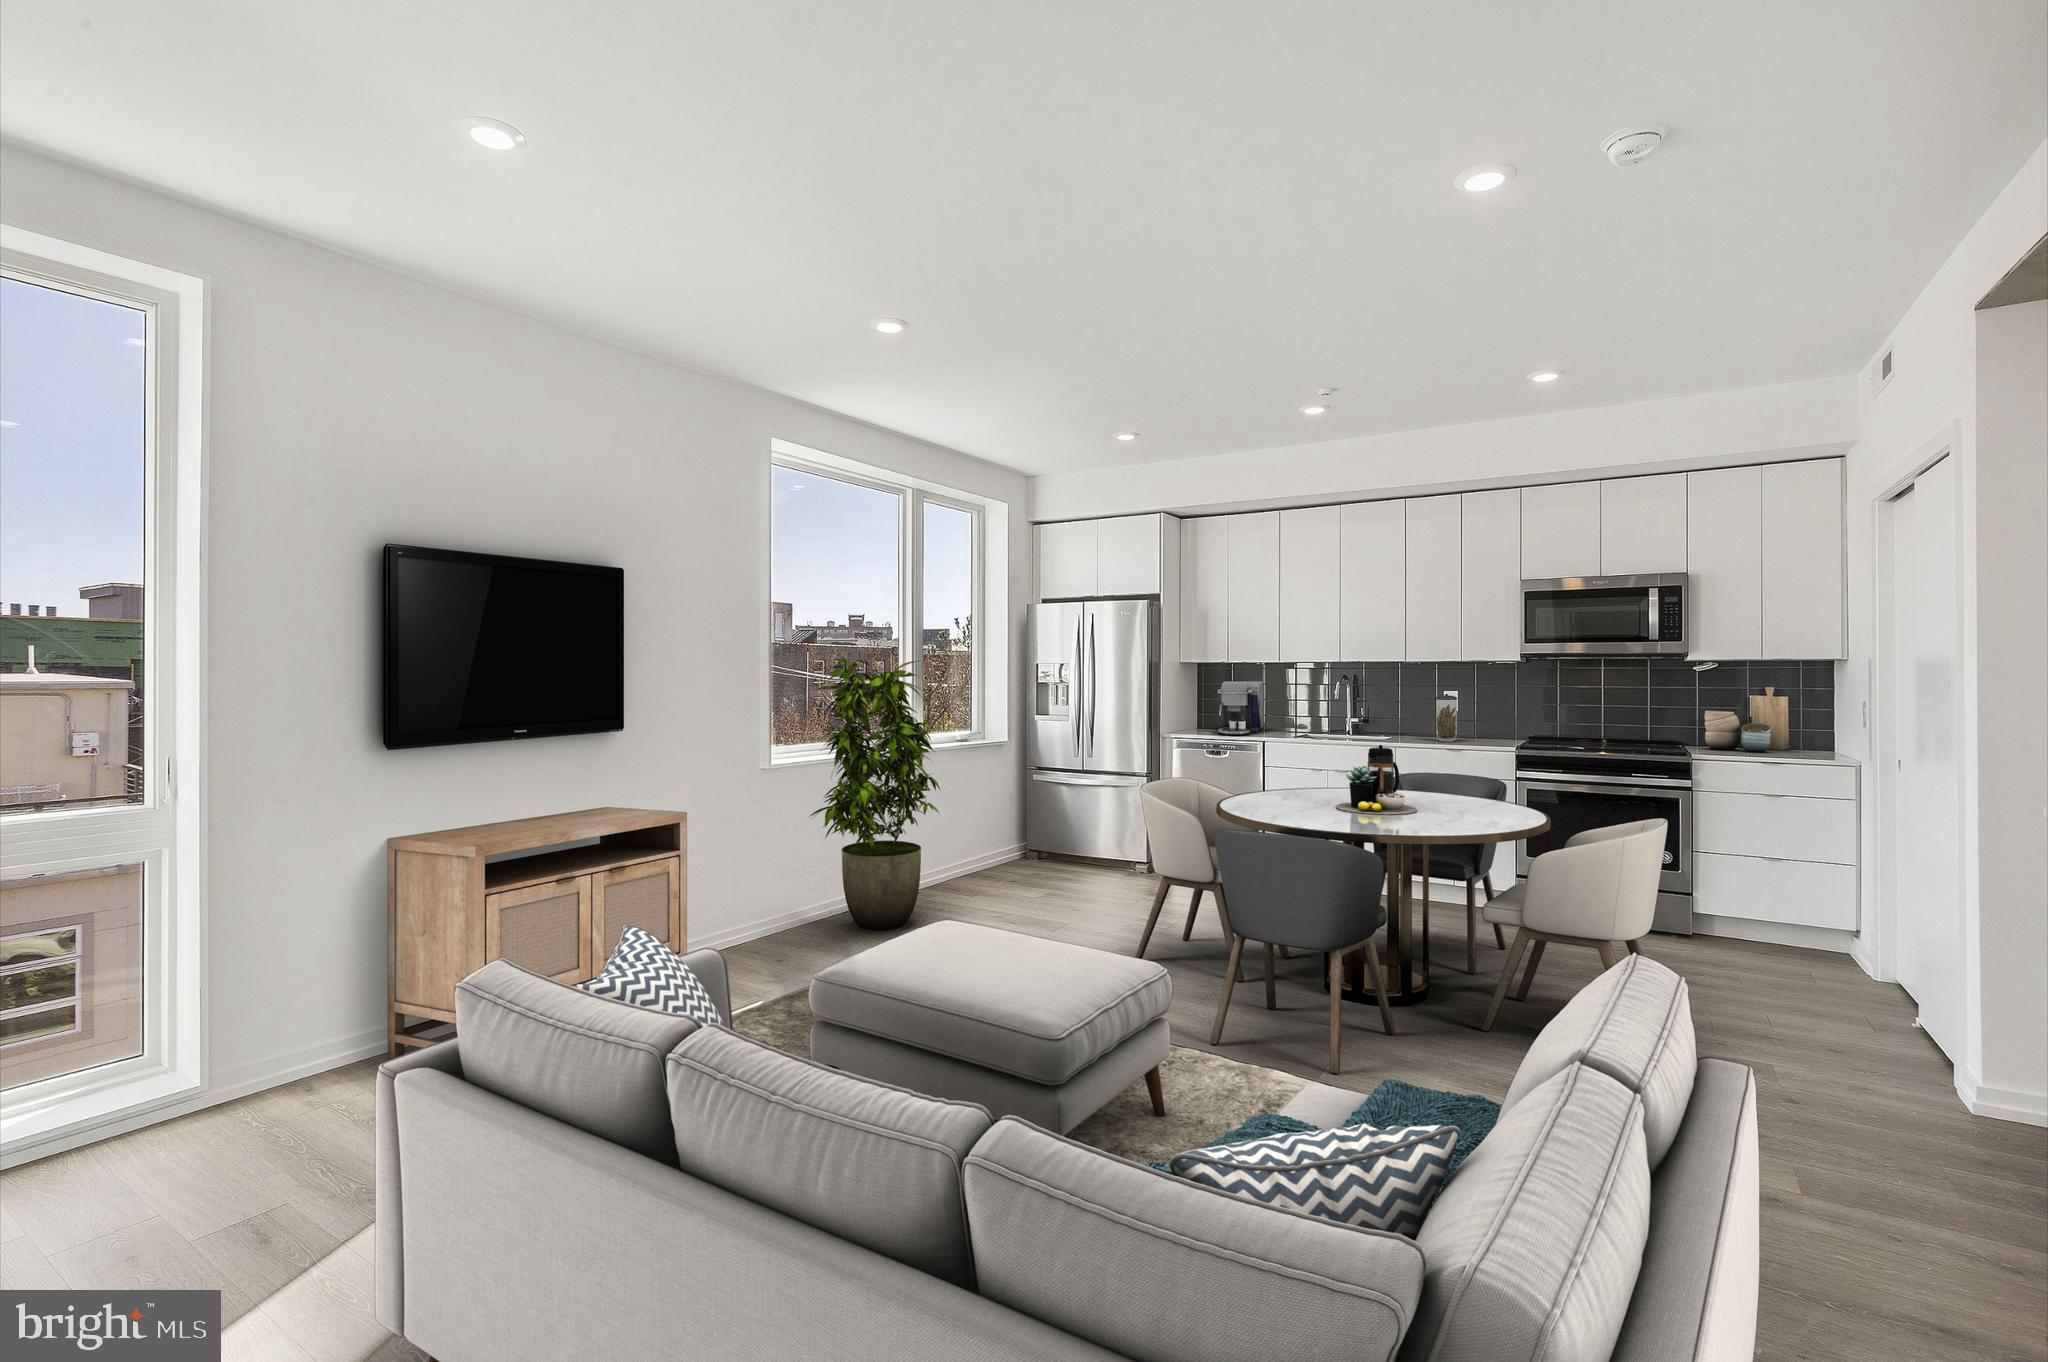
[{"x1": 1514, "y1": 735, "x2": 1694, "y2": 934}]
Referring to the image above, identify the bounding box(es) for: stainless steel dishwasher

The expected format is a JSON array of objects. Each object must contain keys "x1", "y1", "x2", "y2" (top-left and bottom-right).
[{"x1": 1169, "y1": 737, "x2": 1264, "y2": 794}]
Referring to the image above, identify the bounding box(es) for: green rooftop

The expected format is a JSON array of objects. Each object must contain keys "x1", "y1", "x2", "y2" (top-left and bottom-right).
[{"x1": 0, "y1": 616, "x2": 143, "y2": 678}]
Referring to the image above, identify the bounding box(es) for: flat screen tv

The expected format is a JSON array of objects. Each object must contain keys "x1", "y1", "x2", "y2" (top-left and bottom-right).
[{"x1": 382, "y1": 544, "x2": 624, "y2": 749}]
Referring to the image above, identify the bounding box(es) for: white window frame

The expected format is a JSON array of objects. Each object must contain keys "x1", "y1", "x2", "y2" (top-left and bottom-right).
[
  {"x1": 0, "y1": 226, "x2": 206, "y2": 1166},
  {"x1": 764, "y1": 439, "x2": 1002, "y2": 766}
]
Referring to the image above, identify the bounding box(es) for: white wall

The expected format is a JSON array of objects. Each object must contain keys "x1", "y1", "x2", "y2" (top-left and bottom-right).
[
  {"x1": 1, "y1": 145, "x2": 1029, "y2": 1109},
  {"x1": 1029, "y1": 376, "x2": 1856, "y2": 521},
  {"x1": 1843, "y1": 140, "x2": 2047, "y2": 1124}
]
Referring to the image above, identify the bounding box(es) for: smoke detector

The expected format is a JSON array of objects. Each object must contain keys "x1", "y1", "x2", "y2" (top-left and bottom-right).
[{"x1": 1602, "y1": 125, "x2": 1669, "y2": 168}]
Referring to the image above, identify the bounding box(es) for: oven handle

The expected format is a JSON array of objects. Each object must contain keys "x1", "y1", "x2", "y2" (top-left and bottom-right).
[{"x1": 1515, "y1": 771, "x2": 1693, "y2": 790}]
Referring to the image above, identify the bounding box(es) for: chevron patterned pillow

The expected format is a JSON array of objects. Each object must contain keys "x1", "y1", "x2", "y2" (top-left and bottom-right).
[
  {"x1": 581, "y1": 926, "x2": 724, "y2": 1027},
  {"x1": 1168, "y1": 1122, "x2": 1459, "y2": 1237}
]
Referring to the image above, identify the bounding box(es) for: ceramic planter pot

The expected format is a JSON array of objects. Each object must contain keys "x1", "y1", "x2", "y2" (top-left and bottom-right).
[
  {"x1": 1348, "y1": 778, "x2": 1379, "y2": 806},
  {"x1": 842, "y1": 842, "x2": 921, "y2": 930}
]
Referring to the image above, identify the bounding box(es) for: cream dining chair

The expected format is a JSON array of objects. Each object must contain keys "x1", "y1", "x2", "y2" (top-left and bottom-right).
[
  {"x1": 1479, "y1": 819, "x2": 1667, "y2": 1031},
  {"x1": 1136, "y1": 779, "x2": 1242, "y2": 972}
]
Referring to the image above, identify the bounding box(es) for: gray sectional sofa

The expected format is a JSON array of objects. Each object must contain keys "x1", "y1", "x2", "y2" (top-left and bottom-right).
[{"x1": 376, "y1": 949, "x2": 1756, "y2": 1362}]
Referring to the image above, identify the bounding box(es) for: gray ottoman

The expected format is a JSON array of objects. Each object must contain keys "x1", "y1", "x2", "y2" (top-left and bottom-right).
[{"x1": 809, "y1": 921, "x2": 1172, "y2": 1133}]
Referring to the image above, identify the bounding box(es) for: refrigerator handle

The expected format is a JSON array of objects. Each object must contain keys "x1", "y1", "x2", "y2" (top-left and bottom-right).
[
  {"x1": 1073, "y1": 613, "x2": 1086, "y2": 756},
  {"x1": 1087, "y1": 615, "x2": 1097, "y2": 759}
]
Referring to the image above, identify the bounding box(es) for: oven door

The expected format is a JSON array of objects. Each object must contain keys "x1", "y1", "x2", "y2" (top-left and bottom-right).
[
  {"x1": 1515, "y1": 777, "x2": 1693, "y2": 893},
  {"x1": 1521, "y1": 575, "x2": 1686, "y2": 656}
]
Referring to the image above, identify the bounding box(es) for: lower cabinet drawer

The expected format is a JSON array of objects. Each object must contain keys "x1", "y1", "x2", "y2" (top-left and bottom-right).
[
  {"x1": 1262, "y1": 767, "x2": 1329, "y2": 790},
  {"x1": 1695, "y1": 852, "x2": 1856, "y2": 930},
  {"x1": 1695, "y1": 792, "x2": 1857, "y2": 865},
  {"x1": 1390, "y1": 745, "x2": 1516, "y2": 786}
]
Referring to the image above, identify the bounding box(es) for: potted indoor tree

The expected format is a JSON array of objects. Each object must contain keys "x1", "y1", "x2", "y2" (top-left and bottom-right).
[{"x1": 816, "y1": 660, "x2": 939, "y2": 930}]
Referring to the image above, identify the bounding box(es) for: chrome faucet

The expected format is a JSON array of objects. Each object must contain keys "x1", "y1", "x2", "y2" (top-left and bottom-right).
[{"x1": 1336, "y1": 674, "x2": 1364, "y2": 734}]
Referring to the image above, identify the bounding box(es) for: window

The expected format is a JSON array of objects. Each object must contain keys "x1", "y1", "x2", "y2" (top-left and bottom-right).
[
  {"x1": 1, "y1": 226, "x2": 202, "y2": 1155},
  {"x1": 768, "y1": 442, "x2": 989, "y2": 756}
]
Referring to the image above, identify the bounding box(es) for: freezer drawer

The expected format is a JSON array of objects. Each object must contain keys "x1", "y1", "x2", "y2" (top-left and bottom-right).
[{"x1": 1027, "y1": 771, "x2": 1149, "y2": 863}]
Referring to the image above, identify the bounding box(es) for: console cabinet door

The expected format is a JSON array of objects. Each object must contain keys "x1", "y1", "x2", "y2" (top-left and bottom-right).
[
  {"x1": 1600, "y1": 474, "x2": 1688, "y2": 574},
  {"x1": 1180, "y1": 516, "x2": 1230, "y2": 662},
  {"x1": 1404, "y1": 496, "x2": 1463, "y2": 661},
  {"x1": 1036, "y1": 520, "x2": 1099, "y2": 599},
  {"x1": 1279, "y1": 506, "x2": 1341, "y2": 660},
  {"x1": 1460, "y1": 488, "x2": 1521, "y2": 660},
  {"x1": 485, "y1": 878, "x2": 593, "y2": 984},
  {"x1": 1760, "y1": 460, "x2": 1845, "y2": 658},
  {"x1": 1521, "y1": 482, "x2": 1602, "y2": 579},
  {"x1": 1095, "y1": 515, "x2": 1162, "y2": 595},
  {"x1": 1226, "y1": 512, "x2": 1281, "y2": 662},
  {"x1": 594, "y1": 857, "x2": 684, "y2": 959},
  {"x1": 1339, "y1": 500, "x2": 1405, "y2": 660}
]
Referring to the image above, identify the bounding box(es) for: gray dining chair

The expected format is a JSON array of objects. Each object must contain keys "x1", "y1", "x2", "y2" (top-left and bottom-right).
[
  {"x1": 1211, "y1": 828, "x2": 1394, "y2": 1075},
  {"x1": 1396, "y1": 772, "x2": 1508, "y2": 974}
]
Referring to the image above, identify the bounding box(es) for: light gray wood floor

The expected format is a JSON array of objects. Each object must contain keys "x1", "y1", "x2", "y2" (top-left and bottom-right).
[{"x1": 3, "y1": 856, "x2": 2043, "y2": 1361}]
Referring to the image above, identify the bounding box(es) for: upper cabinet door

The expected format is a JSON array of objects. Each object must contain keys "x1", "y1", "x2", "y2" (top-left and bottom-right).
[
  {"x1": 1521, "y1": 482, "x2": 1602, "y2": 579},
  {"x1": 1461, "y1": 488, "x2": 1521, "y2": 660},
  {"x1": 1599, "y1": 475, "x2": 1689, "y2": 575},
  {"x1": 1226, "y1": 512, "x2": 1281, "y2": 662},
  {"x1": 1179, "y1": 516, "x2": 1229, "y2": 662},
  {"x1": 1761, "y1": 460, "x2": 1845, "y2": 659},
  {"x1": 1686, "y1": 466, "x2": 1763, "y2": 659},
  {"x1": 1404, "y1": 496, "x2": 1463, "y2": 661},
  {"x1": 1095, "y1": 515, "x2": 1163, "y2": 596},
  {"x1": 1036, "y1": 521, "x2": 1099, "y2": 599},
  {"x1": 1339, "y1": 500, "x2": 1405, "y2": 660},
  {"x1": 1278, "y1": 506, "x2": 1341, "y2": 661}
]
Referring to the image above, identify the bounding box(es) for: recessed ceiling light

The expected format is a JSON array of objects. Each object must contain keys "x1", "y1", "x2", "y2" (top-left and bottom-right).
[
  {"x1": 466, "y1": 118, "x2": 526, "y2": 152},
  {"x1": 1455, "y1": 164, "x2": 1515, "y2": 193},
  {"x1": 872, "y1": 318, "x2": 908, "y2": 335},
  {"x1": 1299, "y1": 404, "x2": 1329, "y2": 416},
  {"x1": 1527, "y1": 369, "x2": 1563, "y2": 384},
  {"x1": 1113, "y1": 431, "x2": 1139, "y2": 442}
]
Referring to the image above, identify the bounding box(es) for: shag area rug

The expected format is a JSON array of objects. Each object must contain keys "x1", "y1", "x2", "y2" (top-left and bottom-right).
[{"x1": 731, "y1": 989, "x2": 1312, "y2": 1167}]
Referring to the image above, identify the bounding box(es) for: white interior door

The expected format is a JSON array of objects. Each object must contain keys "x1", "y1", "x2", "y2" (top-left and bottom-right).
[{"x1": 1885, "y1": 455, "x2": 1964, "y2": 1061}]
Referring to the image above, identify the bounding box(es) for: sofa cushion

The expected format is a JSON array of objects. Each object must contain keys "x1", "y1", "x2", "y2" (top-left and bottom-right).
[
  {"x1": 453, "y1": 958, "x2": 699, "y2": 1163},
  {"x1": 1402, "y1": 1064, "x2": 1650, "y2": 1362},
  {"x1": 666, "y1": 1026, "x2": 992, "y2": 1288},
  {"x1": 1504, "y1": 952, "x2": 1696, "y2": 1169},
  {"x1": 810, "y1": 921, "x2": 1172, "y2": 1085},
  {"x1": 1168, "y1": 1122, "x2": 1459, "y2": 1236},
  {"x1": 964, "y1": 1117, "x2": 1424, "y2": 1362}
]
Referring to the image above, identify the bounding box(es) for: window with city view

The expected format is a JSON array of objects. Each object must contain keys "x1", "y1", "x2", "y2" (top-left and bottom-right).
[{"x1": 769, "y1": 449, "x2": 982, "y2": 752}]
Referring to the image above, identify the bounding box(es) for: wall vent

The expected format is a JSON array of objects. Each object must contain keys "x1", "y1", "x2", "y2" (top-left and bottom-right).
[{"x1": 1869, "y1": 347, "x2": 1895, "y2": 398}]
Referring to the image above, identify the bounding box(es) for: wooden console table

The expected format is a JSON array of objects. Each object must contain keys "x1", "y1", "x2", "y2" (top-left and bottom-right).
[{"x1": 387, "y1": 807, "x2": 686, "y2": 1054}]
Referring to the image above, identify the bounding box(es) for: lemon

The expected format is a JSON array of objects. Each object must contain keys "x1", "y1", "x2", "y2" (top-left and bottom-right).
[
  {"x1": 1355, "y1": 801, "x2": 1370, "y2": 811},
  {"x1": 1369, "y1": 802, "x2": 1384, "y2": 811}
]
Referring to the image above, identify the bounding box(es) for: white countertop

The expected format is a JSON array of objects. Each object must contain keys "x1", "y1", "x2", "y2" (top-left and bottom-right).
[{"x1": 1170, "y1": 730, "x2": 1855, "y2": 765}]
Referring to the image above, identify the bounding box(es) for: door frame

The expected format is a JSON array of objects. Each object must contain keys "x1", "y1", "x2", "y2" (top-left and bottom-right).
[{"x1": 1867, "y1": 423, "x2": 1963, "y2": 993}]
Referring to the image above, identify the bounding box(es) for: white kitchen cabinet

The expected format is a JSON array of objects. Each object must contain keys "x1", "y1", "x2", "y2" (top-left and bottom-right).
[
  {"x1": 1226, "y1": 512, "x2": 1281, "y2": 662},
  {"x1": 1096, "y1": 515, "x2": 1163, "y2": 596},
  {"x1": 1339, "y1": 500, "x2": 1405, "y2": 660},
  {"x1": 1760, "y1": 460, "x2": 1845, "y2": 659},
  {"x1": 1403, "y1": 496, "x2": 1462, "y2": 661},
  {"x1": 1695, "y1": 852, "x2": 1856, "y2": 931},
  {"x1": 1261, "y1": 767, "x2": 1328, "y2": 790},
  {"x1": 1695, "y1": 791, "x2": 1857, "y2": 865},
  {"x1": 1460, "y1": 488, "x2": 1521, "y2": 661},
  {"x1": 1686, "y1": 466, "x2": 1764, "y2": 659},
  {"x1": 1520, "y1": 482, "x2": 1602, "y2": 579},
  {"x1": 1599, "y1": 475, "x2": 1688, "y2": 575},
  {"x1": 1279, "y1": 506, "x2": 1341, "y2": 660},
  {"x1": 1179, "y1": 516, "x2": 1229, "y2": 662},
  {"x1": 1036, "y1": 521, "x2": 1099, "y2": 599},
  {"x1": 1388, "y1": 744, "x2": 1518, "y2": 891}
]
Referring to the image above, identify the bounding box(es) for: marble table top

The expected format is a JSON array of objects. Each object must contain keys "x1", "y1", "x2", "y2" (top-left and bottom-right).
[{"x1": 1217, "y1": 787, "x2": 1550, "y2": 845}]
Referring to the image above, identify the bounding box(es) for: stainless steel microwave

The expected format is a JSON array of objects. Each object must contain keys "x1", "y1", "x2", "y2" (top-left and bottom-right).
[{"x1": 1521, "y1": 573, "x2": 1688, "y2": 656}]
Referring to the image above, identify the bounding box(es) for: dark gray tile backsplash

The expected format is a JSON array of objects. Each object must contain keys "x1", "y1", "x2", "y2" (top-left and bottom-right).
[{"x1": 1193, "y1": 658, "x2": 1835, "y2": 749}]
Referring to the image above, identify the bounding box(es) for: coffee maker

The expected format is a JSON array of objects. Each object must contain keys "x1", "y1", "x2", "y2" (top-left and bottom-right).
[{"x1": 1217, "y1": 681, "x2": 1264, "y2": 734}]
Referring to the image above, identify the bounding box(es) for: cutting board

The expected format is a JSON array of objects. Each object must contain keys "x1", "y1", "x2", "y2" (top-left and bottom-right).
[{"x1": 1748, "y1": 687, "x2": 1790, "y2": 750}]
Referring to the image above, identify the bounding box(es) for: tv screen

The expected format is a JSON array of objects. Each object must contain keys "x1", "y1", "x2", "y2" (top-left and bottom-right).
[{"x1": 382, "y1": 544, "x2": 624, "y2": 749}]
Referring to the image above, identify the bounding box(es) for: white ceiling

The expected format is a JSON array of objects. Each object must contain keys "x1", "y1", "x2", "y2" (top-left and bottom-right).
[{"x1": 3, "y1": 2, "x2": 2043, "y2": 475}]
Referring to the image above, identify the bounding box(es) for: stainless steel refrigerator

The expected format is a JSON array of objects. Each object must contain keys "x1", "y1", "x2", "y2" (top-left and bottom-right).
[{"x1": 1025, "y1": 599, "x2": 1159, "y2": 863}]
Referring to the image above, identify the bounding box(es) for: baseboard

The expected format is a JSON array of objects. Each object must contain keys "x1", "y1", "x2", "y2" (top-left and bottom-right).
[
  {"x1": 689, "y1": 842, "x2": 1027, "y2": 952},
  {"x1": 1957, "y1": 1067, "x2": 2048, "y2": 1127},
  {"x1": 1848, "y1": 932, "x2": 1886, "y2": 982},
  {"x1": 1691, "y1": 914, "x2": 1856, "y2": 954},
  {"x1": 1, "y1": 1027, "x2": 390, "y2": 1169}
]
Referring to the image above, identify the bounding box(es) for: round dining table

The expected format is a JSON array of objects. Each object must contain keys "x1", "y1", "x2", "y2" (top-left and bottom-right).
[{"x1": 1216, "y1": 786, "x2": 1549, "y2": 1006}]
